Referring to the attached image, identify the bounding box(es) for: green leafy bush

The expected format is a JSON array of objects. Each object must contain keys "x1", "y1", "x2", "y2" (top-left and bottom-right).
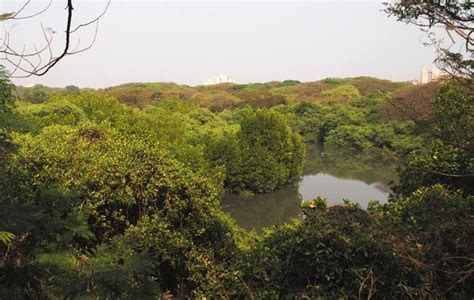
[
  {"x1": 379, "y1": 185, "x2": 474, "y2": 298},
  {"x1": 242, "y1": 200, "x2": 426, "y2": 298},
  {"x1": 207, "y1": 109, "x2": 305, "y2": 193}
]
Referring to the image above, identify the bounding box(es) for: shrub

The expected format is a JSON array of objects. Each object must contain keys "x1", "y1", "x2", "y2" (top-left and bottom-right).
[
  {"x1": 381, "y1": 185, "x2": 474, "y2": 298},
  {"x1": 207, "y1": 109, "x2": 305, "y2": 193},
  {"x1": 242, "y1": 200, "x2": 426, "y2": 298}
]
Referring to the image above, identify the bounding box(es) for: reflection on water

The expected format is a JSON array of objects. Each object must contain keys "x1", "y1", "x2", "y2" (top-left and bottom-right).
[
  {"x1": 223, "y1": 184, "x2": 302, "y2": 231},
  {"x1": 303, "y1": 144, "x2": 398, "y2": 189},
  {"x1": 222, "y1": 143, "x2": 398, "y2": 232},
  {"x1": 299, "y1": 174, "x2": 390, "y2": 206}
]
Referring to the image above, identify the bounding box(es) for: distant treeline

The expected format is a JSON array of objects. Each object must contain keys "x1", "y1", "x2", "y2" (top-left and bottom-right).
[{"x1": 17, "y1": 76, "x2": 409, "y2": 108}]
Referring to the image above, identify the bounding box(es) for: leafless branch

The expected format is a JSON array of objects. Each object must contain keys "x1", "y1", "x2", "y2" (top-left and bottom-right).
[
  {"x1": 12, "y1": 0, "x2": 52, "y2": 21},
  {"x1": 358, "y1": 269, "x2": 377, "y2": 300},
  {"x1": 67, "y1": 20, "x2": 99, "y2": 55},
  {"x1": 0, "y1": 0, "x2": 110, "y2": 77},
  {"x1": 70, "y1": 0, "x2": 110, "y2": 34}
]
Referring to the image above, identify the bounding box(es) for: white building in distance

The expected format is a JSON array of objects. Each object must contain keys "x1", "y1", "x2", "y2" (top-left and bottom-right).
[
  {"x1": 202, "y1": 75, "x2": 232, "y2": 86},
  {"x1": 421, "y1": 66, "x2": 444, "y2": 84}
]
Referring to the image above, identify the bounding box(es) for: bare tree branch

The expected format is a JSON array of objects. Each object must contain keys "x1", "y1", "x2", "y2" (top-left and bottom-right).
[
  {"x1": 0, "y1": 0, "x2": 110, "y2": 77},
  {"x1": 12, "y1": 0, "x2": 52, "y2": 21},
  {"x1": 71, "y1": 0, "x2": 110, "y2": 34}
]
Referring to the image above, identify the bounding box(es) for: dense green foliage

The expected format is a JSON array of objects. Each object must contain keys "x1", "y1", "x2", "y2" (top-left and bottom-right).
[
  {"x1": 2, "y1": 1, "x2": 472, "y2": 296},
  {"x1": 373, "y1": 185, "x2": 474, "y2": 298},
  {"x1": 0, "y1": 65, "x2": 16, "y2": 155},
  {"x1": 1, "y1": 68, "x2": 472, "y2": 298},
  {"x1": 276, "y1": 98, "x2": 421, "y2": 155},
  {"x1": 207, "y1": 109, "x2": 305, "y2": 193},
  {"x1": 394, "y1": 84, "x2": 474, "y2": 196},
  {"x1": 243, "y1": 199, "x2": 426, "y2": 298},
  {"x1": 0, "y1": 92, "x2": 247, "y2": 298}
]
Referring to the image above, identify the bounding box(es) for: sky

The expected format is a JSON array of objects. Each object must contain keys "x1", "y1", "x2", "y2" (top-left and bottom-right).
[{"x1": 1, "y1": 0, "x2": 440, "y2": 88}]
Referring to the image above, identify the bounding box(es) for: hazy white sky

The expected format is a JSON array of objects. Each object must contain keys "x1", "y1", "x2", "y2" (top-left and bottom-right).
[{"x1": 1, "y1": 1, "x2": 439, "y2": 88}]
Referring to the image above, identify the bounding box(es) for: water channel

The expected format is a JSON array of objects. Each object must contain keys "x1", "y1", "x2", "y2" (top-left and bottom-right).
[{"x1": 222, "y1": 144, "x2": 398, "y2": 231}]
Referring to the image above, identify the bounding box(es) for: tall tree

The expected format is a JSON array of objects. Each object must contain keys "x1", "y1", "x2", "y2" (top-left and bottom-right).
[{"x1": 384, "y1": 1, "x2": 473, "y2": 195}]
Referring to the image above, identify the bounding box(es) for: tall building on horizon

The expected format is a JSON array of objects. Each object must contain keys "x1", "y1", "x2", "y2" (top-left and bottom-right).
[{"x1": 420, "y1": 66, "x2": 443, "y2": 84}]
